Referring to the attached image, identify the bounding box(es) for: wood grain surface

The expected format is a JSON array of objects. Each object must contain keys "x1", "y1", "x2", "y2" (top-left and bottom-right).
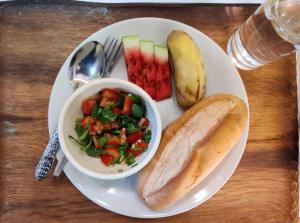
[{"x1": 0, "y1": 2, "x2": 298, "y2": 223}]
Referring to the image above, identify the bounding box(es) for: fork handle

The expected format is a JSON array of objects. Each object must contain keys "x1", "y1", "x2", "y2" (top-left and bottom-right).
[{"x1": 35, "y1": 129, "x2": 60, "y2": 181}]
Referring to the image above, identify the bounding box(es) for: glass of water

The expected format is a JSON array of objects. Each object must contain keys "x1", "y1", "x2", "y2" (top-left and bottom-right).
[{"x1": 227, "y1": 0, "x2": 300, "y2": 70}]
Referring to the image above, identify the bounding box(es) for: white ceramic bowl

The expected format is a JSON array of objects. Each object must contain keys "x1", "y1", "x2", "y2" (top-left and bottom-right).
[{"x1": 58, "y1": 78, "x2": 162, "y2": 180}]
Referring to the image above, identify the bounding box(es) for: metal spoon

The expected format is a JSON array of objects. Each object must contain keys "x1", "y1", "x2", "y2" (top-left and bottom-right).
[
  {"x1": 69, "y1": 41, "x2": 105, "y2": 88},
  {"x1": 35, "y1": 41, "x2": 105, "y2": 181}
]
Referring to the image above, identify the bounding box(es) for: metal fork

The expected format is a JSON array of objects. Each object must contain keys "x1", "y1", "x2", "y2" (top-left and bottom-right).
[
  {"x1": 103, "y1": 36, "x2": 122, "y2": 75},
  {"x1": 52, "y1": 37, "x2": 122, "y2": 177}
]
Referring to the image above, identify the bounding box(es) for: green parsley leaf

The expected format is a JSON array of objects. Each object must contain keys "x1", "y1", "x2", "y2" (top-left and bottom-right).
[
  {"x1": 101, "y1": 108, "x2": 118, "y2": 122},
  {"x1": 125, "y1": 154, "x2": 136, "y2": 166},
  {"x1": 118, "y1": 144, "x2": 128, "y2": 163},
  {"x1": 132, "y1": 103, "x2": 145, "y2": 118},
  {"x1": 91, "y1": 104, "x2": 101, "y2": 119},
  {"x1": 69, "y1": 135, "x2": 85, "y2": 146},
  {"x1": 119, "y1": 115, "x2": 137, "y2": 128},
  {"x1": 75, "y1": 118, "x2": 90, "y2": 143},
  {"x1": 119, "y1": 154, "x2": 125, "y2": 162},
  {"x1": 131, "y1": 163, "x2": 138, "y2": 167},
  {"x1": 128, "y1": 93, "x2": 145, "y2": 105},
  {"x1": 82, "y1": 136, "x2": 92, "y2": 146},
  {"x1": 143, "y1": 130, "x2": 151, "y2": 143},
  {"x1": 75, "y1": 119, "x2": 84, "y2": 138},
  {"x1": 69, "y1": 135, "x2": 93, "y2": 154},
  {"x1": 80, "y1": 139, "x2": 93, "y2": 151},
  {"x1": 119, "y1": 143, "x2": 128, "y2": 151},
  {"x1": 131, "y1": 147, "x2": 143, "y2": 151},
  {"x1": 114, "y1": 155, "x2": 123, "y2": 164},
  {"x1": 96, "y1": 136, "x2": 108, "y2": 148},
  {"x1": 98, "y1": 113, "x2": 108, "y2": 123},
  {"x1": 127, "y1": 123, "x2": 139, "y2": 133},
  {"x1": 85, "y1": 147, "x2": 105, "y2": 157},
  {"x1": 110, "y1": 129, "x2": 121, "y2": 135},
  {"x1": 118, "y1": 153, "x2": 126, "y2": 163},
  {"x1": 79, "y1": 128, "x2": 89, "y2": 141}
]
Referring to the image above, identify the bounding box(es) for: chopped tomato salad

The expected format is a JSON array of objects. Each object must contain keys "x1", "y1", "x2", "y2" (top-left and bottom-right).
[{"x1": 69, "y1": 88, "x2": 152, "y2": 167}]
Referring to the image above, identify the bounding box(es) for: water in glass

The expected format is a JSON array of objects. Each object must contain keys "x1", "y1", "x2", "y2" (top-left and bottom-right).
[{"x1": 227, "y1": 0, "x2": 300, "y2": 70}]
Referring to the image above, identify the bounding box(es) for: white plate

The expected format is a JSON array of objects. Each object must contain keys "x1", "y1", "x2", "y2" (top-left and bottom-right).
[{"x1": 48, "y1": 17, "x2": 249, "y2": 218}]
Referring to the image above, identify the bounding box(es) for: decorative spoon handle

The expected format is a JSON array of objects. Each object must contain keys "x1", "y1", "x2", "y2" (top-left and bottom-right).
[{"x1": 35, "y1": 129, "x2": 60, "y2": 181}]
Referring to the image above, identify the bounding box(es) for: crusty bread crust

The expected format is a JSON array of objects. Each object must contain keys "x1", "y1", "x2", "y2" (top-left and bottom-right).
[{"x1": 136, "y1": 94, "x2": 248, "y2": 210}]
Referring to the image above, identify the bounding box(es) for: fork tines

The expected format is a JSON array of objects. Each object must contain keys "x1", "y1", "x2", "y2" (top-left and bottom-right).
[{"x1": 103, "y1": 36, "x2": 122, "y2": 74}]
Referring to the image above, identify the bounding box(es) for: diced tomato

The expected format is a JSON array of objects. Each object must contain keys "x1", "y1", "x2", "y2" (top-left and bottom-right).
[
  {"x1": 81, "y1": 116, "x2": 95, "y2": 129},
  {"x1": 100, "y1": 97, "x2": 115, "y2": 107},
  {"x1": 105, "y1": 147, "x2": 120, "y2": 160},
  {"x1": 102, "y1": 88, "x2": 121, "y2": 99},
  {"x1": 89, "y1": 121, "x2": 104, "y2": 135},
  {"x1": 112, "y1": 107, "x2": 122, "y2": 115},
  {"x1": 94, "y1": 120, "x2": 104, "y2": 133},
  {"x1": 89, "y1": 125, "x2": 96, "y2": 135},
  {"x1": 102, "y1": 121, "x2": 119, "y2": 130},
  {"x1": 122, "y1": 96, "x2": 133, "y2": 115},
  {"x1": 100, "y1": 154, "x2": 114, "y2": 166},
  {"x1": 127, "y1": 139, "x2": 148, "y2": 157},
  {"x1": 105, "y1": 134, "x2": 121, "y2": 145},
  {"x1": 138, "y1": 117, "x2": 150, "y2": 128},
  {"x1": 82, "y1": 98, "x2": 97, "y2": 115},
  {"x1": 107, "y1": 139, "x2": 120, "y2": 145},
  {"x1": 102, "y1": 122, "x2": 112, "y2": 130},
  {"x1": 126, "y1": 131, "x2": 144, "y2": 144},
  {"x1": 93, "y1": 136, "x2": 102, "y2": 149},
  {"x1": 100, "y1": 88, "x2": 121, "y2": 107},
  {"x1": 135, "y1": 140, "x2": 148, "y2": 149}
]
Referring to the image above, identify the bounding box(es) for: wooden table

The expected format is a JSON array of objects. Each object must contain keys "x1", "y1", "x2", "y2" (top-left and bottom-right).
[{"x1": 0, "y1": 2, "x2": 298, "y2": 223}]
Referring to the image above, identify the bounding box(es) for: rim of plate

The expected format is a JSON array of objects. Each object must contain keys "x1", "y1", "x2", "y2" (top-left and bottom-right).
[{"x1": 49, "y1": 17, "x2": 249, "y2": 218}]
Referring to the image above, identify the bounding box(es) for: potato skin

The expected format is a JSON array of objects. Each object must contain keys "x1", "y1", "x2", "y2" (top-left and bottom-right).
[{"x1": 167, "y1": 30, "x2": 207, "y2": 107}]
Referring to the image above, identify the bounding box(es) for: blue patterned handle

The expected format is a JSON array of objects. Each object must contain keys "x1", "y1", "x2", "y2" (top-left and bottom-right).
[{"x1": 35, "y1": 129, "x2": 60, "y2": 181}]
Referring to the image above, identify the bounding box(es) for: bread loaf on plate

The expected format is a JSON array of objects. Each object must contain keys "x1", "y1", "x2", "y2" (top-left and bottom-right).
[{"x1": 137, "y1": 94, "x2": 248, "y2": 210}]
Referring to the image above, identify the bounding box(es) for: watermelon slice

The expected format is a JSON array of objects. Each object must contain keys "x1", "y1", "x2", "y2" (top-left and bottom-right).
[
  {"x1": 140, "y1": 40, "x2": 156, "y2": 99},
  {"x1": 122, "y1": 35, "x2": 143, "y2": 88},
  {"x1": 154, "y1": 45, "x2": 172, "y2": 101}
]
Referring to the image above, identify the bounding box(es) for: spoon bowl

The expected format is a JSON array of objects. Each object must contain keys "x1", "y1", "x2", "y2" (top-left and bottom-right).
[{"x1": 69, "y1": 41, "x2": 105, "y2": 88}]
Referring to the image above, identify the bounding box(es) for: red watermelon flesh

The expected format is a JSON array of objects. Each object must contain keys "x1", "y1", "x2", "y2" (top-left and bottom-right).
[
  {"x1": 123, "y1": 36, "x2": 143, "y2": 88},
  {"x1": 140, "y1": 40, "x2": 156, "y2": 99},
  {"x1": 155, "y1": 45, "x2": 172, "y2": 101}
]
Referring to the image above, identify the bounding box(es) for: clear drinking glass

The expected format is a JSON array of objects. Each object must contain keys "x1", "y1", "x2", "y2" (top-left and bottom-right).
[{"x1": 227, "y1": 0, "x2": 300, "y2": 70}]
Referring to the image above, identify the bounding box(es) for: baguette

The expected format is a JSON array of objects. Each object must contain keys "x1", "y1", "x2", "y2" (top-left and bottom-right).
[{"x1": 137, "y1": 94, "x2": 248, "y2": 210}]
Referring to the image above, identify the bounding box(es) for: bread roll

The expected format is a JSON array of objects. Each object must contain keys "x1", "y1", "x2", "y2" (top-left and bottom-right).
[{"x1": 137, "y1": 94, "x2": 248, "y2": 210}]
